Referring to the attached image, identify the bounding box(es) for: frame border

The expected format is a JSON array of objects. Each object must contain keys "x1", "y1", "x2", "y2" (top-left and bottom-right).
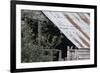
[{"x1": 10, "y1": 0, "x2": 97, "y2": 72}]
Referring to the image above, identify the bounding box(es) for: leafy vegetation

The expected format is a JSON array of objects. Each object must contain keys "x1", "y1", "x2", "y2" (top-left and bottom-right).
[{"x1": 21, "y1": 10, "x2": 63, "y2": 62}]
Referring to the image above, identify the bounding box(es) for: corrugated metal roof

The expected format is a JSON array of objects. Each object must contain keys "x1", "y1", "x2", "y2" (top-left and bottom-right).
[{"x1": 43, "y1": 11, "x2": 90, "y2": 48}]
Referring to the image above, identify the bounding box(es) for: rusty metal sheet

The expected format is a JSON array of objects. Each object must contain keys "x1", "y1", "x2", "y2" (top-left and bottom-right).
[{"x1": 43, "y1": 11, "x2": 90, "y2": 48}]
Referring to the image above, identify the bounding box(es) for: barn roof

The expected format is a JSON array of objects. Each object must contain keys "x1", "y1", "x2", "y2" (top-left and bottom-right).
[{"x1": 43, "y1": 11, "x2": 90, "y2": 48}]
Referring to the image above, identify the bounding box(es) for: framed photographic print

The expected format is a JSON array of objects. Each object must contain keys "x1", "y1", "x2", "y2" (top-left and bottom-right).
[{"x1": 10, "y1": 0, "x2": 97, "y2": 72}]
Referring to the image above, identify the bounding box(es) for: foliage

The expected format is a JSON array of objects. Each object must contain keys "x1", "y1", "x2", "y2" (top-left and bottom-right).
[{"x1": 21, "y1": 10, "x2": 63, "y2": 62}]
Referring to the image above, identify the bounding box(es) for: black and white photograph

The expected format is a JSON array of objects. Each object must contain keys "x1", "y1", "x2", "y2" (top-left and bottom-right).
[
  {"x1": 21, "y1": 10, "x2": 90, "y2": 63},
  {"x1": 11, "y1": 0, "x2": 97, "y2": 72}
]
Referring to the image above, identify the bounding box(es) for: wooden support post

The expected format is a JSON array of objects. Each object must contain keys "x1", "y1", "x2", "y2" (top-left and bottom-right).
[{"x1": 38, "y1": 20, "x2": 41, "y2": 47}]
